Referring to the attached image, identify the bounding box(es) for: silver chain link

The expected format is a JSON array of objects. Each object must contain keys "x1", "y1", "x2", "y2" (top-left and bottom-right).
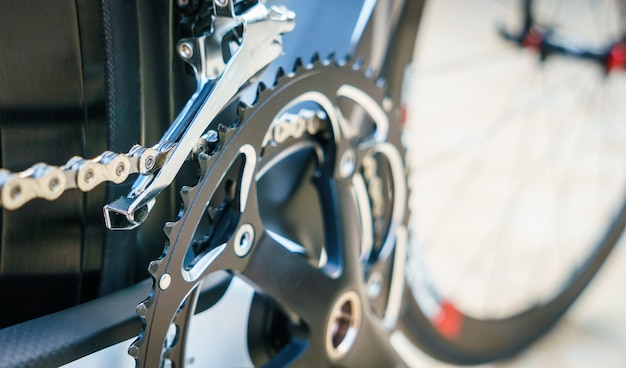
[
  {"x1": 0, "y1": 107, "x2": 327, "y2": 211},
  {"x1": 0, "y1": 142, "x2": 176, "y2": 210}
]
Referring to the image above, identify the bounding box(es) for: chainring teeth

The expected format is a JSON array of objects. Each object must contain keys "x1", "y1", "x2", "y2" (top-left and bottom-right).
[
  {"x1": 132, "y1": 54, "x2": 407, "y2": 367},
  {"x1": 131, "y1": 122, "x2": 243, "y2": 364}
]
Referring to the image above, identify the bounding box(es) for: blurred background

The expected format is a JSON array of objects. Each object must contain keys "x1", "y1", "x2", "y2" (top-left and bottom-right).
[{"x1": 405, "y1": 0, "x2": 626, "y2": 366}]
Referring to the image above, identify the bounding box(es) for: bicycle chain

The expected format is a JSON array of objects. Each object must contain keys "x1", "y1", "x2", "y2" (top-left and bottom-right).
[
  {"x1": 0, "y1": 141, "x2": 178, "y2": 210},
  {"x1": 0, "y1": 102, "x2": 329, "y2": 211}
]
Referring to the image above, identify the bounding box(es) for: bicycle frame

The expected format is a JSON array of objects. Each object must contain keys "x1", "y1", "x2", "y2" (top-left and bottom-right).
[{"x1": 0, "y1": 1, "x2": 424, "y2": 366}]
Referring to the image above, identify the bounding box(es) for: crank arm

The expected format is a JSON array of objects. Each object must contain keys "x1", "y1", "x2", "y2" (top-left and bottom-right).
[{"x1": 104, "y1": 1, "x2": 294, "y2": 230}]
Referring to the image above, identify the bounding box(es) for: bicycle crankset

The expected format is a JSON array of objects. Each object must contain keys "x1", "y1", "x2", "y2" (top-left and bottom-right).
[{"x1": 129, "y1": 58, "x2": 411, "y2": 367}]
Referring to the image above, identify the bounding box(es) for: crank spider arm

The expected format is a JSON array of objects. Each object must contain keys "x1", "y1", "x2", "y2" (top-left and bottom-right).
[{"x1": 104, "y1": 1, "x2": 295, "y2": 230}]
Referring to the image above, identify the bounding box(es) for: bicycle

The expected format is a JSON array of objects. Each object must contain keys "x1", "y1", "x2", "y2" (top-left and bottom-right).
[{"x1": 0, "y1": 0, "x2": 623, "y2": 367}]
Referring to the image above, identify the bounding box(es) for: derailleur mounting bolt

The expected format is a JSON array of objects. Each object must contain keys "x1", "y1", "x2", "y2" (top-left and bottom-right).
[{"x1": 178, "y1": 42, "x2": 194, "y2": 59}]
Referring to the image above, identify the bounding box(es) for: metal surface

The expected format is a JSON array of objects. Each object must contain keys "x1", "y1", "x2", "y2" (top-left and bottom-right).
[
  {"x1": 131, "y1": 60, "x2": 410, "y2": 367},
  {"x1": 103, "y1": 2, "x2": 295, "y2": 229},
  {"x1": 234, "y1": 223, "x2": 255, "y2": 257},
  {"x1": 0, "y1": 143, "x2": 178, "y2": 211},
  {"x1": 0, "y1": 2, "x2": 295, "y2": 223}
]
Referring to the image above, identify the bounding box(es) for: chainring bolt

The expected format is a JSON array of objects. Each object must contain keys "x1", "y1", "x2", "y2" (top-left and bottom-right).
[
  {"x1": 367, "y1": 272, "x2": 384, "y2": 300},
  {"x1": 382, "y1": 97, "x2": 393, "y2": 112},
  {"x1": 234, "y1": 223, "x2": 255, "y2": 257},
  {"x1": 127, "y1": 345, "x2": 138, "y2": 357},
  {"x1": 206, "y1": 129, "x2": 218, "y2": 143},
  {"x1": 339, "y1": 149, "x2": 357, "y2": 178},
  {"x1": 159, "y1": 273, "x2": 172, "y2": 290}
]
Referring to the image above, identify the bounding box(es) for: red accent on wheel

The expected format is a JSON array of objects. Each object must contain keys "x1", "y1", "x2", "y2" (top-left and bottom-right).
[
  {"x1": 522, "y1": 28, "x2": 543, "y2": 51},
  {"x1": 400, "y1": 103, "x2": 407, "y2": 127},
  {"x1": 607, "y1": 43, "x2": 626, "y2": 71},
  {"x1": 433, "y1": 301, "x2": 464, "y2": 339}
]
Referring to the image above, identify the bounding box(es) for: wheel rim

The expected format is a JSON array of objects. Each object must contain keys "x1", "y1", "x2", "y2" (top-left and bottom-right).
[{"x1": 407, "y1": 0, "x2": 626, "y2": 327}]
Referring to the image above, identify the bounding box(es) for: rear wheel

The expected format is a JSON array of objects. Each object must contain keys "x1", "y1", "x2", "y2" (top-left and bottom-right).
[{"x1": 396, "y1": 0, "x2": 626, "y2": 363}]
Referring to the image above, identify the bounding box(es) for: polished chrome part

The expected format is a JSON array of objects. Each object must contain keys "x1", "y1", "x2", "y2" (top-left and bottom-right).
[
  {"x1": 103, "y1": 2, "x2": 295, "y2": 230},
  {"x1": 159, "y1": 274, "x2": 172, "y2": 291},
  {"x1": 192, "y1": 130, "x2": 219, "y2": 160},
  {"x1": 0, "y1": 139, "x2": 179, "y2": 211},
  {"x1": 234, "y1": 223, "x2": 255, "y2": 257},
  {"x1": 271, "y1": 92, "x2": 344, "y2": 144},
  {"x1": 0, "y1": 165, "x2": 65, "y2": 210},
  {"x1": 367, "y1": 271, "x2": 384, "y2": 300},
  {"x1": 273, "y1": 113, "x2": 306, "y2": 143},
  {"x1": 325, "y1": 291, "x2": 362, "y2": 361},
  {"x1": 262, "y1": 109, "x2": 327, "y2": 148},
  {"x1": 339, "y1": 149, "x2": 357, "y2": 178},
  {"x1": 143, "y1": 155, "x2": 155, "y2": 171},
  {"x1": 0, "y1": 152, "x2": 129, "y2": 210},
  {"x1": 263, "y1": 109, "x2": 326, "y2": 147}
]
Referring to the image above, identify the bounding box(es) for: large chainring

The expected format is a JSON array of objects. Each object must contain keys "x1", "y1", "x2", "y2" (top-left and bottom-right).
[{"x1": 129, "y1": 58, "x2": 411, "y2": 367}]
